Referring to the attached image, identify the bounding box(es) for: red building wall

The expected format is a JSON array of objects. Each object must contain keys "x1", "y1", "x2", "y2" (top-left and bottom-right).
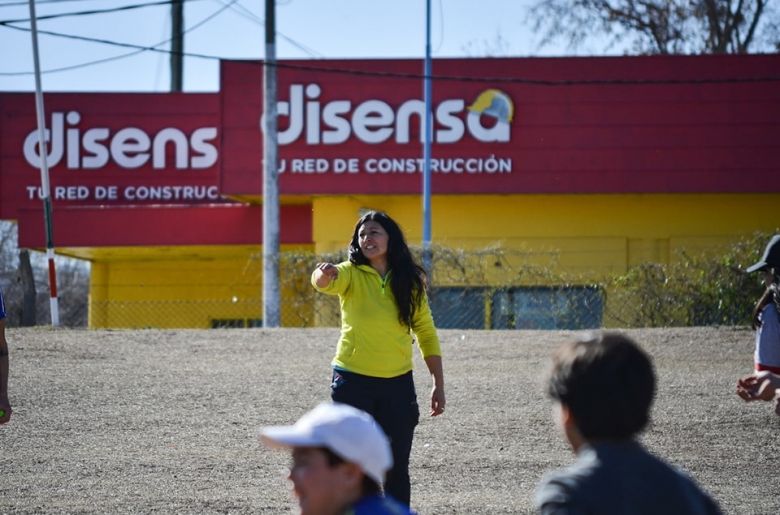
[
  {"x1": 1, "y1": 55, "x2": 778, "y2": 249},
  {"x1": 219, "y1": 55, "x2": 780, "y2": 196}
]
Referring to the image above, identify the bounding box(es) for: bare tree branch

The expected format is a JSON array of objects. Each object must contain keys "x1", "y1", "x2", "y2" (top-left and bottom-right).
[
  {"x1": 527, "y1": 0, "x2": 777, "y2": 54},
  {"x1": 740, "y1": 0, "x2": 766, "y2": 51}
]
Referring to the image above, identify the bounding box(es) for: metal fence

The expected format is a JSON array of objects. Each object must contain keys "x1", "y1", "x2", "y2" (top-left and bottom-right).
[
  {"x1": 1, "y1": 278, "x2": 761, "y2": 331},
  {"x1": 83, "y1": 277, "x2": 757, "y2": 330},
  {"x1": 82, "y1": 285, "x2": 605, "y2": 330},
  {"x1": 429, "y1": 286, "x2": 604, "y2": 330},
  {"x1": 1, "y1": 231, "x2": 772, "y2": 330}
]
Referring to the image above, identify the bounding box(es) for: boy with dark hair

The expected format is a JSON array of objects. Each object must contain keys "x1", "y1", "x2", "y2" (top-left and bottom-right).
[
  {"x1": 535, "y1": 332, "x2": 721, "y2": 514},
  {"x1": 259, "y1": 402, "x2": 415, "y2": 515}
]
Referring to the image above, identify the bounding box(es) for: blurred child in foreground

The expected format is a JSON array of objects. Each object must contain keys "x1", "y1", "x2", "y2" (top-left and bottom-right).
[
  {"x1": 535, "y1": 332, "x2": 721, "y2": 514},
  {"x1": 259, "y1": 402, "x2": 416, "y2": 515}
]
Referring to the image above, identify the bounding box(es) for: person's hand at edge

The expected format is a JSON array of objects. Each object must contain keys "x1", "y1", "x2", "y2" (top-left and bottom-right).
[{"x1": 736, "y1": 371, "x2": 780, "y2": 402}]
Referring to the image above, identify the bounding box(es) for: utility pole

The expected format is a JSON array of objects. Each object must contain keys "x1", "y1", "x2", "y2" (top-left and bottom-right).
[
  {"x1": 170, "y1": 0, "x2": 184, "y2": 91},
  {"x1": 422, "y1": 0, "x2": 433, "y2": 280},
  {"x1": 27, "y1": 0, "x2": 59, "y2": 326},
  {"x1": 262, "y1": 0, "x2": 280, "y2": 327}
]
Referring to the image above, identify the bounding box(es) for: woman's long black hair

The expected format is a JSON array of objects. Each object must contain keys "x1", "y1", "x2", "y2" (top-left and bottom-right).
[{"x1": 348, "y1": 211, "x2": 425, "y2": 328}]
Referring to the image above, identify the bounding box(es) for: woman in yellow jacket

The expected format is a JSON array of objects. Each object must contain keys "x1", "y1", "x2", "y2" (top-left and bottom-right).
[{"x1": 312, "y1": 211, "x2": 445, "y2": 507}]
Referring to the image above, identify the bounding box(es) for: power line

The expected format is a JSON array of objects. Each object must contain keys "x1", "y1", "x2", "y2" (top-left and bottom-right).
[
  {"x1": 214, "y1": 0, "x2": 261, "y2": 24},
  {"x1": 212, "y1": 0, "x2": 324, "y2": 58},
  {"x1": 0, "y1": 21, "x2": 219, "y2": 58},
  {"x1": 0, "y1": 0, "x2": 235, "y2": 76},
  {"x1": 268, "y1": 60, "x2": 780, "y2": 85},
  {"x1": 0, "y1": 0, "x2": 199, "y2": 9},
  {"x1": 0, "y1": 0, "x2": 204, "y2": 23},
  {"x1": 1, "y1": 17, "x2": 778, "y2": 85},
  {"x1": 0, "y1": 0, "x2": 106, "y2": 6},
  {"x1": 0, "y1": 0, "x2": 324, "y2": 75},
  {"x1": 1, "y1": 0, "x2": 323, "y2": 60}
]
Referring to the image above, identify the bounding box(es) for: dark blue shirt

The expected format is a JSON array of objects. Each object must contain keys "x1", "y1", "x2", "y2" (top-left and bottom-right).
[
  {"x1": 535, "y1": 441, "x2": 721, "y2": 515},
  {"x1": 0, "y1": 289, "x2": 5, "y2": 320},
  {"x1": 347, "y1": 494, "x2": 416, "y2": 515}
]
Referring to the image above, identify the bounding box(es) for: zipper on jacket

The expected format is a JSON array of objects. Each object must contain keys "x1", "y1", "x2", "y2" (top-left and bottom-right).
[{"x1": 380, "y1": 274, "x2": 389, "y2": 295}]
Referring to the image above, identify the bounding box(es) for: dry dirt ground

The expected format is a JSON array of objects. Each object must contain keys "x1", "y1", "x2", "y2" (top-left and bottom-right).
[{"x1": 0, "y1": 326, "x2": 778, "y2": 514}]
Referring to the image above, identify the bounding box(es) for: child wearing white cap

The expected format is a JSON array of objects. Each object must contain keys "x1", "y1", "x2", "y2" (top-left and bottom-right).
[{"x1": 259, "y1": 402, "x2": 416, "y2": 515}]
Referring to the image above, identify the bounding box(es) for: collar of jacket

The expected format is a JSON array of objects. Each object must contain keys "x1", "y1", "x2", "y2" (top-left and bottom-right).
[{"x1": 355, "y1": 263, "x2": 392, "y2": 278}]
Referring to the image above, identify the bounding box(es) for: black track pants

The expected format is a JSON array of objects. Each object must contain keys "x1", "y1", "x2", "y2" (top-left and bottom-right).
[{"x1": 330, "y1": 368, "x2": 420, "y2": 507}]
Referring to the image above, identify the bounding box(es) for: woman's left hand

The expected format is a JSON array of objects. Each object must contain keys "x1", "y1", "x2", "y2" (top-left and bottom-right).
[
  {"x1": 424, "y1": 355, "x2": 446, "y2": 417},
  {"x1": 430, "y1": 385, "x2": 446, "y2": 417}
]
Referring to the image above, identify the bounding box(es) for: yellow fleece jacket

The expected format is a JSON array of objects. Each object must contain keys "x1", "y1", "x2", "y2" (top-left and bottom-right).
[{"x1": 312, "y1": 261, "x2": 441, "y2": 378}]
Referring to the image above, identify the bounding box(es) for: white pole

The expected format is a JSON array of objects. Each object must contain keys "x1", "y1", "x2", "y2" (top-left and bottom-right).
[
  {"x1": 28, "y1": 0, "x2": 59, "y2": 326},
  {"x1": 262, "y1": 0, "x2": 280, "y2": 327},
  {"x1": 422, "y1": 0, "x2": 433, "y2": 279}
]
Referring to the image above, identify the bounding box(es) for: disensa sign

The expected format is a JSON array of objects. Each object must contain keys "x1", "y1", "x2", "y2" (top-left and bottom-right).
[{"x1": 1, "y1": 55, "x2": 776, "y2": 220}]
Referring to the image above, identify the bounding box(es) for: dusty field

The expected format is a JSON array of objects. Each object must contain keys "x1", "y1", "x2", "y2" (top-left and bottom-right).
[{"x1": 0, "y1": 326, "x2": 777, "y2": 514}]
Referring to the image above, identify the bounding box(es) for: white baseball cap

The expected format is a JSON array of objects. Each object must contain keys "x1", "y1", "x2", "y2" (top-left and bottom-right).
[{"x1": 259, "y1": 402, "x2": 393, "y2": 485}]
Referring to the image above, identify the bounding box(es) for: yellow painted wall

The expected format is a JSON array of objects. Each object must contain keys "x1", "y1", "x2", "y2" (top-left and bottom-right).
[
  {"x1": 311, "y1": 193, "x2": 779, "y2": 328},
  {"x1": 311, "y1": 193, "x2": 779, "y2": 277},
  {"x1": 87, "y1": 244, "x2": 314, "y2": 328},
  {"x1": 82, "y1": 192, "x2": 778, "y2": 329}
]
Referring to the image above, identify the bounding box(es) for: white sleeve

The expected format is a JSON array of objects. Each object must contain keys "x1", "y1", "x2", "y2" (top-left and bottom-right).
[{"x1": 756, "y1": 304, "x2": 780, "y2": 367}]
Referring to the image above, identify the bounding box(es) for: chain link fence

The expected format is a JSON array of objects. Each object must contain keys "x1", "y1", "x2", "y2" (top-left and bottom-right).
[
  {"x1": 1, "y1": 226, "x2": 774, "y2": 330},
  {"x1": 1, "y1": 222, "x2": 90, "y2": 327}
]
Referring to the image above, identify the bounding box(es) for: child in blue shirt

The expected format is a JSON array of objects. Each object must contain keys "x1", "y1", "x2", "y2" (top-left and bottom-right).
[{"x1": 259, "y1": 402, "x2": 416, "y2": 515}]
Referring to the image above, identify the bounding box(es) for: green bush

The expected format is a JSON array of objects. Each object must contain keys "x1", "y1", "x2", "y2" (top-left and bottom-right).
[
  {"x1": 285, "y1": 231, "x2": 776, "y2": 329},
  {"x1": 606, "y1": 231, "x2": 776, "y2": 327}
]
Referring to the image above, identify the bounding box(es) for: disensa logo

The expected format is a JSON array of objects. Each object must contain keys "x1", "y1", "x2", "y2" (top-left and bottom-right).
[
  {"x1": 468, "y1": 89, "x2": 514, "y2": 125},
  {"x1": 269, "y1": 84, "x2": 515, "y2": 146},
  {"x1": 23, "y1": 111, "x2": 219, "y2": 170}
]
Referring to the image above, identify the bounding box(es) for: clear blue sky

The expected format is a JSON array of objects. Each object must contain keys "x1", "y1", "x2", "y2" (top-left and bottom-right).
[{"x1": 0, "y1": 0, "x2": 614, "y2": 92}]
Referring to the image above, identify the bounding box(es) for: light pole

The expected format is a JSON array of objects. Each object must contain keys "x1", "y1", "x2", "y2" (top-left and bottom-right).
[
  {"x1": 422, "y1": 0, "x2": 433, "y2": 279},
  {"x1": 27, "y1": 0, "x2": 59, "y2": 326},
  {"x1": 262, "y1": 0, "x2": 280, "y2": 327}
]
